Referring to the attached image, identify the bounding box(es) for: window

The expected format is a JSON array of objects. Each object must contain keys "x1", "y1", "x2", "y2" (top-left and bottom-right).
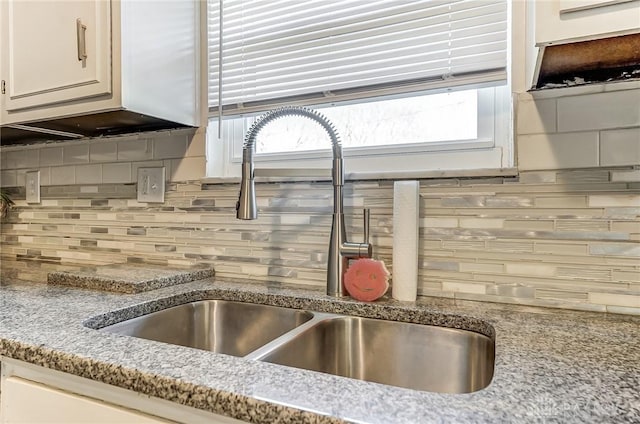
[{"x1": 206, "y1": 0, "x2": 512, "y2": 178}]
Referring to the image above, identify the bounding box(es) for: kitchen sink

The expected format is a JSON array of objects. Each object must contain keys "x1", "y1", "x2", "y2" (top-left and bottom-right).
[
  {"x1": 97, "y1": 299, "x2": 494, "y2": 393},
  {"x1": 252, "y1": 316, "x2": 494, "y2": 394},
  {"x1": 99, "y1": 300, "x2": 314, "y2": 357}
]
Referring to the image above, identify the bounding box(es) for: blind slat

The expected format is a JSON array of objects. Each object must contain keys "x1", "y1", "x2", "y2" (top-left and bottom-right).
[
  {"x1": 220, "y1": 26, "x2": 506, "y2": 71},
  {"x1": 223, "y1": 3, "x2": 505, "y2": 49},
  {"x1": 208, "y1": 0, "x2": 508, "y2": 113},
  {"x1": 219, "y1": 40, "x2": 506, "y2": 87}
]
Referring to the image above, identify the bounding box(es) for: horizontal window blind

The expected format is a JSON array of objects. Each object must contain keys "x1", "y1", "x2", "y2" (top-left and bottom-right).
[{"x1": 208, "y1": 0, "x2": 508, "y2": 115}]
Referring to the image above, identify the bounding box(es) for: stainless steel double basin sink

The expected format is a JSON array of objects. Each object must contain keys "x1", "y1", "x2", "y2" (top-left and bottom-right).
[{"x1": 99, "y1": 300, "x2": 494, "y2": 394}]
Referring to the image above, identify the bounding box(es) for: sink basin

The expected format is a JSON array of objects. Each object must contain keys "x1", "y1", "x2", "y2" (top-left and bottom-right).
[
  {"x1": 100, "y1": 300, "x2": 314, "y2": 357},
  {"x1": 253, "y1": 316, "x2": 494, "y2": 393},
  {"x1": 97, "y1": 298, "x2": 494, "y2": 394}
]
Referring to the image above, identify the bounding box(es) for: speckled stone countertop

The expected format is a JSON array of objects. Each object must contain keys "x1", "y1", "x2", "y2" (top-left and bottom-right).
[
  {"x1": 1, "y1": 260, "x2": 639, "y2": 423},
  {"x1": 47, "y1": 263, "x2": 215, "y2": 293}
]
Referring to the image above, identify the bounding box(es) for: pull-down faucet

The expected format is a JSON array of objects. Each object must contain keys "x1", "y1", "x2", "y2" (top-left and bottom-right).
[{"x1": 236, "y1": 106, "x2": 372, "y2": 297}]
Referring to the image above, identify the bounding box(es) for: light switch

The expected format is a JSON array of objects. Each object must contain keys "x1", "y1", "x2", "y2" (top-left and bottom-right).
[
  {"x1": 26, "y1": 171, "x2": 40, "y2": 204},
  {"x1": 137, "y1": 167, "x2": 165, "y2": 203}
]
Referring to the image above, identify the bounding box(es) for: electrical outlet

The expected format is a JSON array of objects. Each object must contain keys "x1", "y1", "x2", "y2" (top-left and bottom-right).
[
  {"x1": 137, "y1": 167, "x2": 165, "y2": 203},
  {"x1": 25, "y1": 171, "x2": 40, "y2": 204}
]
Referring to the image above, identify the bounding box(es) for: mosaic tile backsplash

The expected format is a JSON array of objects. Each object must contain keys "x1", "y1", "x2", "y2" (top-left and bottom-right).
[{"x1": 1, "y1": 168, "x2": 638, "y2": 314}]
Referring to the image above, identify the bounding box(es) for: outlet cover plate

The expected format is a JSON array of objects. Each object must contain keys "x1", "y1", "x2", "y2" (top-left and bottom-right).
[
  {"x1": 25, "y1": 170, "x2": 40, "y2": 204},
  {"x1": 137, "y1": 167, "x2": 165, "y2": 203}
]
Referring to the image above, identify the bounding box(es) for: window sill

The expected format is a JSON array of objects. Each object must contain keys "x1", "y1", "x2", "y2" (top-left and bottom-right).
[{"x1": 201, "y1": 167, "x2": 519, "y2": 184}]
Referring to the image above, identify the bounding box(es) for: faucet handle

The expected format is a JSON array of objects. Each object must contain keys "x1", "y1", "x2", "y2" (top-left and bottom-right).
[
  {"x1": 363, "y1": 208, "x2": 370, "y2": 244},
  {"x1": 340, "y1": 208, "x2": 372, "y2": 261}
]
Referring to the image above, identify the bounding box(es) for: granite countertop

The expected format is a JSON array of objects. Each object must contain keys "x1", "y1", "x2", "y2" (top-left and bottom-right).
[
  {"x1": 0, "y1": 260, "x2": 639, "y2": 423},
  {"x1": 47, "y1": 263, "x2": 215, "y2": 293}
]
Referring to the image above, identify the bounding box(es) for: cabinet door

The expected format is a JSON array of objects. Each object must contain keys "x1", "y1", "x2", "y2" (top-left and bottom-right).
[
  {"x1": 536, "y1": 0, "x2": 640, "y2": 45},
  {"x1": 1, "y1": 0, "x2": 111, "y2": 112},
  {"x1": 1, "y1": 376, "x2": 172, "y2": 424},
  {"x1": 558, "y1": 0, "x2": 635, "y2": 13}
]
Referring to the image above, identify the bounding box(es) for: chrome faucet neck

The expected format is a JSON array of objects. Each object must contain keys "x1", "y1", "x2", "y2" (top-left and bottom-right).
[{"x1": 236, "y1": 106, "x2": 371, "y2": 297}]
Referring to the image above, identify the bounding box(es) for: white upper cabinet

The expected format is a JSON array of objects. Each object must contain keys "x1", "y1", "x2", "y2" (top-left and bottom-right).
[
  {"x1": 0, "y1": 0, "x2": 198, "y2": 130},
  {"x1": 2, "y1": 0, "x2": 111, "y2": 112},
  {"x1": 535, "y1": 0, "x2": 640, "y2": 45}
]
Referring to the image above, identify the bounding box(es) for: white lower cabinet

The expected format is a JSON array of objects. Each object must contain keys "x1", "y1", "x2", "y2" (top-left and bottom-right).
[
  {"x1": 2, "y1": 377, "x2": 170, "y2": 423},
  {"x1": 0, "y1": 359, "x2": 244, "y2": 424}
]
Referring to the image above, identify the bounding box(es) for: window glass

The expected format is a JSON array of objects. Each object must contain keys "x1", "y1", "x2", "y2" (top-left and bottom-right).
[{"x1": 254, "y1": 90, "x2": 478, "y2": 154}]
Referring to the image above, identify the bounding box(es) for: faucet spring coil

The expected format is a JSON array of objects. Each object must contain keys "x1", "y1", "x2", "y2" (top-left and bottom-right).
[{"x1": 243, "y1": 106, "x2": 342, "y2": 158}]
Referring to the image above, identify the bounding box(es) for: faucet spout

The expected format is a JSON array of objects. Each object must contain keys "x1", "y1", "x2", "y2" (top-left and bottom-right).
[
  {"x1": 237, "y1": 148, "x2": 257, "y2": 220},
  {"x1": 236, "y1": 106, "x2": 372, "y2": 297}
]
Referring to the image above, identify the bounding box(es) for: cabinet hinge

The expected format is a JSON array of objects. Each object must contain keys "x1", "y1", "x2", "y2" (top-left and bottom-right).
[{"x1": 1, "y1": 80, "x2": 5, "y2": 94}]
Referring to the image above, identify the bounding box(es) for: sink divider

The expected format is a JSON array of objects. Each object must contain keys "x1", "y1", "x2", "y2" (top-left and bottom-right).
[{"x1": 243, "y1": 312, "x2": 336, "y2": 361}]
